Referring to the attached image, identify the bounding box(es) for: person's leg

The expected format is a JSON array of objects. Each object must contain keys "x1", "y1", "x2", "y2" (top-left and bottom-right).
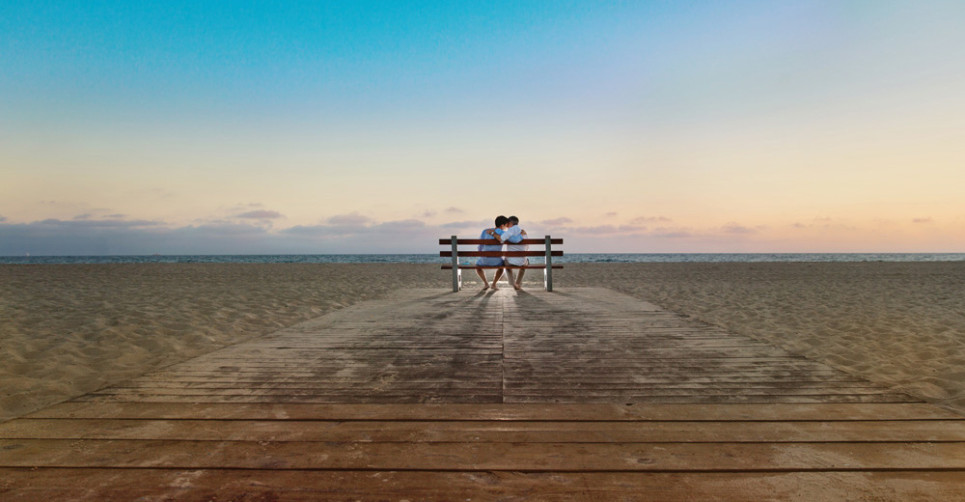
[
  {"x1": 514, "y1": 268, "x2": 526, "y2": 290},
  {"x1": 491, "y1": 268, "x2": 504, "y2": 289},
  {"x1": 504, "y1": 268, "x2": 516, "y2": 288},
  {"x1": 475, "y1": 268, "x2": 489, "y2": 289}
]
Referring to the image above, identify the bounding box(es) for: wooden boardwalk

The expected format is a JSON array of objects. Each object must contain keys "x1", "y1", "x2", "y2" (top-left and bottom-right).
[{"x1": 2, "y1": 287, "x2": 964, "y2": 500}]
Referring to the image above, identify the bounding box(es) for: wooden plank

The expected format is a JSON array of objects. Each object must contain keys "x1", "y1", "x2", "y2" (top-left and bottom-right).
[
  {"x1": 3, "y1": 468, "x2": 960, "y2": 502},
  {"x1": 6, "y1": 418, "x2": 965, "y2": 443},
  {"x1": 110, "y1": 381, "x2": 880, "y2": 391},
  {"x1": 27, "y1": 402, "x2": 964, "y2": 421},
  {"x1": 4, "y1": 438, "x2": 965, "y2": 471}
]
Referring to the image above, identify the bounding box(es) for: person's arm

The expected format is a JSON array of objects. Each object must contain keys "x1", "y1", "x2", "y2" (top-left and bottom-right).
[
  {"x1": 488, "y1": 228, "x2": 508, "y2": 243},
  {"x1": 507, "y1": 228, "x2": 526, "y2": 243}
]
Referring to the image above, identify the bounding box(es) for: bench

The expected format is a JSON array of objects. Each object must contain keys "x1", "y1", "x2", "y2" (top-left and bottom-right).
[{"x1": 439, "y1": 235, "x2": 563, "y2": 292}]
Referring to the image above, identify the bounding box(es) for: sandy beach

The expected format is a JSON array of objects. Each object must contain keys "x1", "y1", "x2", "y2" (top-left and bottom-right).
[{"x1": 2, "y1": 262, "x2": 964, "y2": 420}]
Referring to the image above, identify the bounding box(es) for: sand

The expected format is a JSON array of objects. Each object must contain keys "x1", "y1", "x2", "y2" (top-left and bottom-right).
[
  {"x1": 560, "y1": 263, "x2": 965, "y2": 414},
  {"x1": 2, "y1": 261, "x2": 964, "y2": 420}
]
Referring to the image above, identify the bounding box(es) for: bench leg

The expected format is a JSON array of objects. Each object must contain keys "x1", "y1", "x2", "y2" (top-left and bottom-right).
[{"x1": 451, "y1": 235, "x2": 460, "y2": 292}]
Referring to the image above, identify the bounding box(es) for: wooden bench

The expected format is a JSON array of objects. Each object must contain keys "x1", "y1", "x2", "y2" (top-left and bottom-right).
[{"x1": 439, "y1": 235, "x2": 563, "y2": 292}]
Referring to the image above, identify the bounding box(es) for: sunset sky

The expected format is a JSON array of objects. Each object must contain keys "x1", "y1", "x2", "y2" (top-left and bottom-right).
[{"x1": 2, "y1": 1, "x2": 964, "y2": 254}]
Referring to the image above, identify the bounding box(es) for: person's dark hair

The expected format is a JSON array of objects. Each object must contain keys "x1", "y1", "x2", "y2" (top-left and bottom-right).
[
  {"x1": 495, "y1": 215, "x2": 509, "y2": 227},
  {"x1": 508, "y1": 216, "x2": 519, "y2": 225}
]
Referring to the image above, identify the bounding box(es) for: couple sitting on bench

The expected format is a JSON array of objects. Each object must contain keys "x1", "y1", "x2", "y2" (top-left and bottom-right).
[{"x1": 477, "y1": 215, "x2": 528, "y2": 291}]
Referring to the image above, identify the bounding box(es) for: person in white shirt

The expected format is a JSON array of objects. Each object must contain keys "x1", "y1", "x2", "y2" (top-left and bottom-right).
[{"x1": 496, "y1": 215, "x2": 528, "y2": 290}]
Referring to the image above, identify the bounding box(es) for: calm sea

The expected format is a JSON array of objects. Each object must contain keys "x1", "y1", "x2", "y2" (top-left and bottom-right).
[{"x1": 2, "y1": 253, "x2": 964, "y2": 265}]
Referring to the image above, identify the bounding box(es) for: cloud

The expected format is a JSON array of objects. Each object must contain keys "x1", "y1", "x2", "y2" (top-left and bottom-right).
[
  {"x1": 445, "y1": 207, "x2": 465, "y2": 214},
  {"x1": 281, "y1": 224, "x2": 358, "y2": 237},
  {"x1": 282, "y1": 218, "x2": 427, "y2": 237},
  {"x1": 375, "y1": 219, "x2": 425, "y2": 231},
  {"x1": 652, "y1": 231, "x2": 693, "y2": 238},
  {"x1": 540, "y1": 217, "x2": 574, "y2": 226},
  {"x1": 181, "y1": 222, "x2": 272, "y2": 236},
  {"x1": 38, "y1": 218, "x2": 162, "y2": 229},
  {"x1": 440, "y1": 220, "x2": 488, "y2": 229},
  {"x1": 565, "y1": 225, "x2": 648, "y2": 235},
  {"x1": 236, "y1": 210, "x2": 284, "y2": 220},
  {"x1": 721, "y1": 223, "x2": 759, "y2": 234},
  {"x1": 0, "y1": 216, "x2": 6, "y2": 223},
  {"x1": 631, "y1": 216, "x2": 672, "y2": 224},
  {"x1": 0, "y1": 218, "x2": 270, "y2": 255},
  {"x1": 327, "y1": 212, "x2": 373, "y2": 226},
  {"x1": 72, "y1": 210, "x2": 129, "y2": 221},
  {"x1": 604, "y1": 212, "x2": 618, "y2": 217},
  {"x1": 913, "y1": 217, "x2": 933, "y2": 224}
]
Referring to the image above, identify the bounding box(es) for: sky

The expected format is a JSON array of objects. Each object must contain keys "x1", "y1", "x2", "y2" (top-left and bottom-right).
[{"x1": 2, "y1": 0, "x2": 964, "y2": 255}]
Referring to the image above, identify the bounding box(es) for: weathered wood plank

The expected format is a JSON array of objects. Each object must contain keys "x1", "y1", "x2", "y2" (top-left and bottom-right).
[
  {"x1": 4, "y1": 438, "x2": 965, "y2": 471},
  {"x1": 5, "y1": 418, "x2": 965, "y2": 443},
  {"x1": 28, "y1": 402, "x2": 963, "y2": 421},
  {"x1": 3, "y1": 468, "x2": 964, "y2": 502}
]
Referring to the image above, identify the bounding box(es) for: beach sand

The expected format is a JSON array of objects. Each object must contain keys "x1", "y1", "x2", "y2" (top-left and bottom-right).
[{"x1": 2, "y1": 262, "x2": 963, "y2": 420}]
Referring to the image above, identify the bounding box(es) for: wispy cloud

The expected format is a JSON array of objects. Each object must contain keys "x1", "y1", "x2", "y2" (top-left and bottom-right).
[
  {"x1": 652, "y1": 230, "x2": 693, "y2": 239},
  {"x1": 283, "y1": 218, "x2": 428, "y2": 236},
  {"x1": 631, "y1": 216, "x2": 672, "y2": 224},
  {"x1": 327, "y1": 212, "x2": 373, "y2": 226},
  {"x1": 0, "y1": 213, "x2": 448, "y2": 255},
  {"x1": 236, "y1": 210, "x2": 284, "y2": 220},
  {"x1": 913, "y1": 217, "x2": 933, "y2": 224},
  {"x1": 440, "y1": 219, "x2": 488, "y2": 229},
  {"x1": 0, "y1": 217, "x2": 272, "y2": 255},
  {"x1": 721, "y1": 223, "x2": 760, "y2": 234},
  {"x1": 38, "y1": 218, "x2": 162, "y2": 229},
  {"x1": 540, "y1": 217, "x2": 573, "y2": 226},
  {"x1": 565, "y1": 225, "x2": 648, "y2": 235}
]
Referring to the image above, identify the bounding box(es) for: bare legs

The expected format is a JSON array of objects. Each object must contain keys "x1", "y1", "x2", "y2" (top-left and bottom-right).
[
  {"x1": 503, "y1": 268, "x2": 525, "y2": 290},
  {"x1": 490, "y1": 268, "x2": 504, "y2": 289},
  {"x1": 514, "y1": 268, "x2": 526, "y2": 290},
  {"x1": 476, "y1": 268, "x2": 505, "y2": 290},
  {"x1": 475, "y1": 268, "x2": 490, "y2": 290}
]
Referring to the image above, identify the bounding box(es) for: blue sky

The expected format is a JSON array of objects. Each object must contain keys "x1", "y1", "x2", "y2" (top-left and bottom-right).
[{"x1": 2, "y1": 1, "x2": 964, "y2": 254}]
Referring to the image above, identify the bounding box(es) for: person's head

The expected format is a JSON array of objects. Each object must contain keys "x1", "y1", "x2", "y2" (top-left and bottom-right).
[
  {"x1": 494, "y1": 215, "x2": 509, "y2": 228},
  {"x1": 507, "y1": 216, "x2": 519, "y2": 227}
]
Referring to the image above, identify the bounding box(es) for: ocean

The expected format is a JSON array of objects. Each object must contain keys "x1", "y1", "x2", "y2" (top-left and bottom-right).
[{"x1": 2, "y1": 253, "x2": 964, "y2": 265}]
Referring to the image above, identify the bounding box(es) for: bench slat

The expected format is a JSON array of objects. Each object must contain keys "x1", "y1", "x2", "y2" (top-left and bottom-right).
[
  {"x1": 438, "y1": 239, "x2": 563, "y2": 246},
  {"x1": 440, "y1": 251, "x2": 563, "y2": 258}
]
